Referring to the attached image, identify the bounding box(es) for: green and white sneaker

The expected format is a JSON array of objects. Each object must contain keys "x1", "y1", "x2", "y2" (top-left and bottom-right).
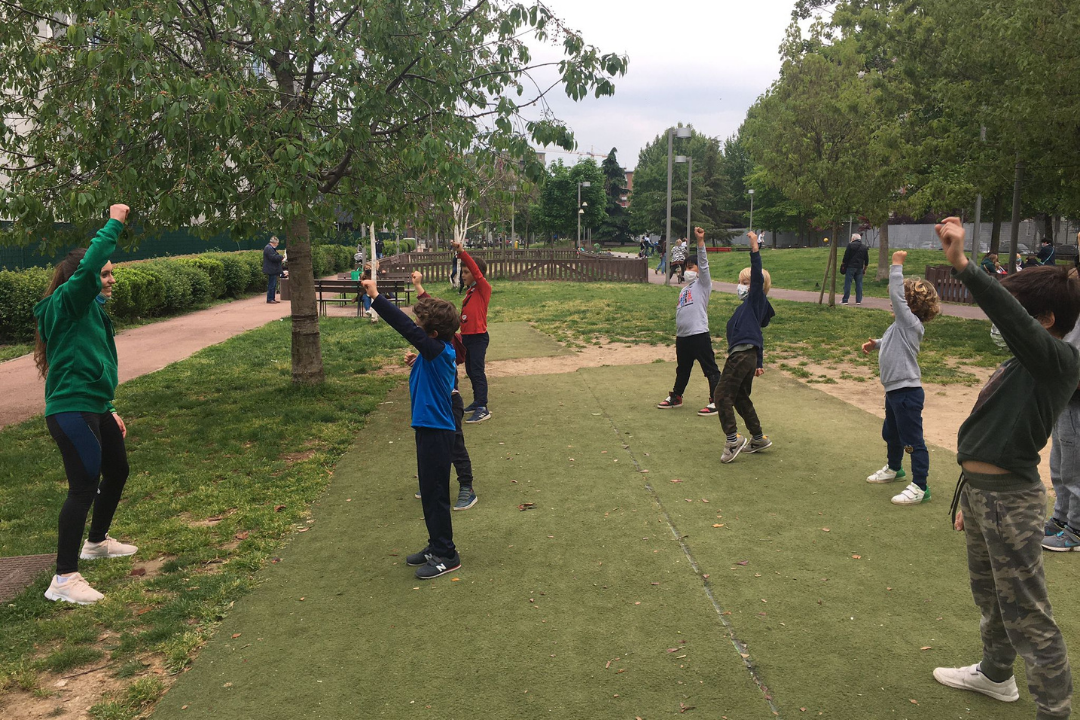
[
  {"x1": 866, "y1": 465, "x2": 905, "y2": 483},
  {"x1": 891, "y1": 482, "x2": 930, "y2": 505}
]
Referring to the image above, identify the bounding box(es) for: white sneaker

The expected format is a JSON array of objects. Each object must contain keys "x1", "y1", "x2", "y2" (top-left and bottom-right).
[
  {"x1": 891, "y1": 482, "x2": 929, "y2": 505},
  {"x1": 44, "y1": 573, "x2": 104, "y2": 605},
  {"x1": 866, "y1": 465, "x2": 903, "y2": 483},
  {"x1": 721, "y1": 435, "x2": 748, "y2": 464},
  {"x1": 933, "y1": 663, "x2": 1019, "y2": 702},
  {"x1": 80, "y1": 535, "x2": 138, "y2": 560}
]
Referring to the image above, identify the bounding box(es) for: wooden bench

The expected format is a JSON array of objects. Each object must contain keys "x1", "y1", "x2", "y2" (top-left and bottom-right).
[{"x1": 315, "y1": 278, "x2": 413, "y2": 317}]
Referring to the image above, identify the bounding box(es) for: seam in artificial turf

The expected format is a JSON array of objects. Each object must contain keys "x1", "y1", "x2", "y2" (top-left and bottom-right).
[{"x1": 584, "y1": 382, "x2": 786, "y2": 719}]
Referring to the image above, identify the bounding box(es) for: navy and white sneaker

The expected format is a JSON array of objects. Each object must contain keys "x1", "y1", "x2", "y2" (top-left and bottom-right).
[
  {"x1": 463, "y1": 401, "x2": 479, "y2": 413},
  {"x1": 453, "y1": 486, "x2": 478, "y2": 511},
  {"x1": 465, "y1": 407, "x2": 491, "y2": 424},
  {"x1": 406, "y1": 547, "x2": 433, "y2": 566},
  {"x1": 415, "y1": 552, "x2": 461, "y2": 580}
]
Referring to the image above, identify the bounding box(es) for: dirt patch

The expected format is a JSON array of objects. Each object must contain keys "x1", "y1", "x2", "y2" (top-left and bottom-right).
[
  {"x1": 0, "y1": 654, "x2": 167, "y2": 720},
  {"x1": 180, "y1": 508, "x2": 236, "y2": 528},
  {"x1": 486, "y1": 342, "x2": 674, "y2": 377},
  {"x1": 129, "y1": 555, "x2": 172, "y2": 580}
]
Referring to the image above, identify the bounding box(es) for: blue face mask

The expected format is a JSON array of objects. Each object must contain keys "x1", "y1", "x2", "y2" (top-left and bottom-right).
[{"x1": 96, "y1": 294, "x2": 109, "y2": 305}]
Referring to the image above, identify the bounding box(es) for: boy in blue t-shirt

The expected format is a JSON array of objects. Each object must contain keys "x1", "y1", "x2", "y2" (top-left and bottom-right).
[{"x1": 362, "y1": 278, "x2": 462, "y2": 579}]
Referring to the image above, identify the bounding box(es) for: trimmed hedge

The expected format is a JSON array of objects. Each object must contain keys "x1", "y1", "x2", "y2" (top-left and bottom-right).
[{"x1": 0, "y1": 247, "x2": 353, "y2": 341}]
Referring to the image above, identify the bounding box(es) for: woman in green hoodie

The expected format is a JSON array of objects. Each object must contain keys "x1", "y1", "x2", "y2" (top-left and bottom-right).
[{"x1": 33, "y1": 204, "x2": 138, "y2": 605}]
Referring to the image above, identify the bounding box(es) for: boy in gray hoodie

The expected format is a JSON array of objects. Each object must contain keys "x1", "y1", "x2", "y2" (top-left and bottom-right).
[
  {"x1": 861, "y1": 251, "x2": 940, "y2": 505},
  {"x1": 657, "y1": 227, "x2": 721, "y2": 415}
]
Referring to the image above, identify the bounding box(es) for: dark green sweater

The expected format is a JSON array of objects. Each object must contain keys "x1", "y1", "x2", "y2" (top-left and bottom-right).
[
  {"x1": 956, "y1": 262, "x2": 1080, "y2": 488},
  {"x1": 34, "y1": 219, "x2": 123, "y2": 416}
]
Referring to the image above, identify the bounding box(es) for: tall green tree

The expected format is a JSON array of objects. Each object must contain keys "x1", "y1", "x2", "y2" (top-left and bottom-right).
[
  {"x1": 595, "y1": 148, "x2": 631, "y2": 244},
  {"x1": 0, "y1": 0, "x2": 626, "y2": 382},
  {"x1": 533, "y1": 159, "x2": 605, "y2": 243}
]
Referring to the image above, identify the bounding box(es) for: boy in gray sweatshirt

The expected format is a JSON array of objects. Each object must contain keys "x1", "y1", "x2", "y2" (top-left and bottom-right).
[
  {"x1": 657, "y1": 227, "x2": 721, "y2": 415},
  {"x1": 861, "y1": 251, "x2": 940, "y2": 505}
]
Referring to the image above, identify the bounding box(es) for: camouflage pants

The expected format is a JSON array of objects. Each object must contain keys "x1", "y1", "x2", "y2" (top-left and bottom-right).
[{"x1": 961, "y1": 482, "x2": 1072, "y2": 719}]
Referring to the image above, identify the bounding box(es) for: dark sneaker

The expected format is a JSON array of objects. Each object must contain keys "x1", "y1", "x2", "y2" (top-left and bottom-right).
[
  {"x1": 697, "y1": 403, "x2": 717, "y2": 417},
  {"x1": 406, "y1": 547, "x2": 433, "y2": 566},
  {"x1": 745, "y1": 436, "x2": 772, "y2": 453},
  {"x1": 1046, "y1": 517, "x2": 1067, "y2": 536},
  {"x1": 463, "y1": 401, "x2": 479, "y2": 413},
  {"x1": 1043, "y1": 527, "x2": 1080, "y2": 552},
  {"x1": 416, "y1": 553, "x2": 461, "y2": 580},
  {"x1": 453, "y1": 486, "x2": 477, "y2": 511},
  {"x1": 657, "y1": 395, "x2": 683, "y2": 409},
  {"x1": 465, "y1": 407, "x2": 491, "y2": 424}
]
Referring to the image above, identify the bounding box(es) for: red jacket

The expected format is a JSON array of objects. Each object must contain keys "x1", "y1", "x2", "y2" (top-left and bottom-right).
[{"x1": 458, "y1": 251, "x2": 491, "y2": 335}]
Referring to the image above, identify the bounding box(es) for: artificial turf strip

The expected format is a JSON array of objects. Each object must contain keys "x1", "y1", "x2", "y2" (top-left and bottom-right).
[
  {"x1": 580, "y1": 361, "x2": 1080, "y2": 719},
  {"x1": 152, "y1": 372, "x2": 772, "y2": 720},
  {"x1": 484, "y1": 321, "x2": 571, "y2": 361}
]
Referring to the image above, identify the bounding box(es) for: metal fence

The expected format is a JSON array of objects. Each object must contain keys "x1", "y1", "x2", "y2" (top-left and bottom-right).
[{"x1": 378, "y1": 249, "x2": 648, "y2": 283}]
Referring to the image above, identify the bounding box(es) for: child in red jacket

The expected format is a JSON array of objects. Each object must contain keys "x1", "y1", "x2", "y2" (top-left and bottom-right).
[{"x1": 451, "y1": 240, "x2": 492, "y2": 423}]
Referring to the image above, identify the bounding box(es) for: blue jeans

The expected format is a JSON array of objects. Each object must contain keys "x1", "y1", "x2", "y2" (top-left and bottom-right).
[
  {"x1": 842, "y1": 267, "x2": 863, "y2": 303},
  {"x1": 657, "y1": 255, "x2": 667, "y2": 274},
  {"x1": 1050, "y1": 400, "x2": 1080, "y2": 529},
  {"x1": 266, "y1": 273, "x2": 279, "y2": 302},
  {"x1": 883, "y1": 387, "x2": 928, "y2": 488}
]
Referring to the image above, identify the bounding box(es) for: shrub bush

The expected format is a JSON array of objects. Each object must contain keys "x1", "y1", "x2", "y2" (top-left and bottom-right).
[
  {"x1": 175, "y1": 262, "x2": 213, "y2": 305},
  {"x1": 177, "y1": 256, "x2": 225, "y2": 299},
  {"x1": 207, "y1": 253, "x2": 250, "y2": 298},
  {"x1": 0, "y1": 266, "x2": 51, "y2": 342}
]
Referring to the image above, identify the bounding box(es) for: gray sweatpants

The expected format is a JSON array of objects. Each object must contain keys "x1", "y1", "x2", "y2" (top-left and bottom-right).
[
  {"x1": 1050, "y1": 401, "x2": 1080, "y2": 529},
  {"x1": 961, "y1": 481, "x2": 1072, "y2": 719}
]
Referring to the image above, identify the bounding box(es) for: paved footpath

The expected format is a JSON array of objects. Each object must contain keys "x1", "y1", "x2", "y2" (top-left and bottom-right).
[
  {"x1": 633, "y1": 254, "x2": 988, "y2": 320},
  {"x1": 0, "y1": 295, "x2": 292, "y2": 430}
]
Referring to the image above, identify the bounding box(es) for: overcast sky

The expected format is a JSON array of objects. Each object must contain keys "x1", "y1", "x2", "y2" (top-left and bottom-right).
[{"x1": 523, "y1": 0, "x2": 799, "y2": 171}]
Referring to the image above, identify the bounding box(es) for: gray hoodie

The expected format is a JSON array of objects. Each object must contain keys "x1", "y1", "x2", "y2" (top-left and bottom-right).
[
  {"x1": 675, "y1": 246, "x2": 711, "y2": 337},
  {"x1": 876, "y1": 264, "x2": 923, "y2": 392}
]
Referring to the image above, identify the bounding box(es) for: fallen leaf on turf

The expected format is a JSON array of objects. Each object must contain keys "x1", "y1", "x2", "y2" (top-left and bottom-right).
[
  {"x1": 274, "y1": 505, "x2": 286, "y2": 512},
  {"x1": 297, "y1": 527, "x2": 309, "y2": 533},
  {"x1": 910, "y1": 699, "x2": 918, "y2": 705},
  {"x1": 685, "y1": 498, "x2": 693, "y2": 503},
  {"x1": 299, "y1": 597, "x2": 305, "y2": 601},
  {"x1": 670, "y1": 478, "x2": 683, "y2": 483},
  {"x1": 235, "y1": 531, "x2": 249, "y2": 540},
  {"x1": 270, "y1": 557, "x2": 281, "y2": 564},
  {"x1": 761, "y1": 598, "x2": 767, "y2": 603},
  {"x1": 547, "y1": 535, "x2": 554, "y2": 539},
  {"x1": 451, "y1": 578, "x2": 460, "y2": 582},
  {"x1": 702, "y1": 574, "x2": 709, "y2": 579},
  {"x1": 616, "y1": 669, "x2": 625, "y2": 674},
  {"x1": 518, "y1": 503, "x2": 536, "y2": 511},
  {"x1": 231, "y1": 633, "x2": 242, "y2": 639},
  {"x1": 852, "y1": 554, "x2": 861, "y2": 559},
  {"x1": 635, "y1": 601, "x2": 641, "y2": 605},
  {"x1": 129, "y1": 568, "x2": 146, "y2": 577},
  {"x1": 223, "y1": 682, "x2": 232, "y2": 688},
  {"x1": 736, "y1": 560, "x2": 749, "y2": 566},
  {"x1": 679, "y1": 702, "x2": 695, "y2": 713},
  {"x1": 701, "y1": 498, "x2": 709, "y2": 503},
  {"x1": 668, "y1": 648, "x2": 678, "y2": 653},
  {"x1": 920, "y1": 646, "x2": 932, "y2": 651},
  {"x1": 722, "y1": 611, "x2": 731, "y2": 615},
  {"x1": 801, "y1": 708, "x2": 806, "y2": 712},
  {"x1": 605, "y1": 660, "x2": 611, "y2": 669},
  {"x1": 822, "y1": 528, "x2": 830, "y2": 532},
  {"x1": 651, "y1": 582, "x2": 660, "y2": 585},
  {"x1": 712, "y1": 524, "x2": 722, "y2": 528}
]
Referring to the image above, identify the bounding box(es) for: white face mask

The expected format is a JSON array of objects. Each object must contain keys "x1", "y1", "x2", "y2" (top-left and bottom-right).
[
  {"x1": 990, "y1": 324, "x2": 1008, "y2": 349},
  {"x1": 736, "y1": 284, "x2": 750, "y2": 300},
  {"x1": 683, "y1": 270, "x2": 698, "y2": 283}
]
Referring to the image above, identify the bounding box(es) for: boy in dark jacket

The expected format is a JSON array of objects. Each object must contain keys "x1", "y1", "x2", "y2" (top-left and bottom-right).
[
  {"x1": 715, "y1": 231, "x2": 775, "y2": 463},
  {"x1": 933, "y1": 217, "x2": 1080, "y2": 720},
  {"x1": 362, "y1": 277, "x2": 463, "y2": 580}
]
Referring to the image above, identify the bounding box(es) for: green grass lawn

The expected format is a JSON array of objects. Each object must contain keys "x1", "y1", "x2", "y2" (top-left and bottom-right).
[{"x1": 0, "y1": 342, "x2": 32, "y2": 363}]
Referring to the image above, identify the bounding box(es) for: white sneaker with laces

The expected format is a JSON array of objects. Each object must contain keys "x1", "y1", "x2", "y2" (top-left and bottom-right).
[
  {"x1": 933, "y1": 663, "x2": 1019, "y2": 702},
  {"x1": 891, "y1": 482, "x2": 928, "y2": 505},
  {"x1": 44, "y1": 573, "x2": 104, "y2": 605},
  {"x1": 80, "y1": 535, "x2": 138, "y2": 560},
  {"x1": 866, "y1": 465, "x2": 900, "y2": 483}
]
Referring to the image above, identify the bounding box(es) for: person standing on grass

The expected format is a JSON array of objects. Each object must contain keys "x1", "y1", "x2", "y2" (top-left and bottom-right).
[
  {"x1": 840, "y1": 232, "x2": 870, "y2": 305},
  {"x1": 861, "y1": 251, "x2": 941, "y2": 505},
  {"x1": 656, "y1": 227, "x2": 721, "y2": 416},
  {"x1": 934, "y1": 217, "x2": 1078, "y2": 720},
  {"x1": 361, "y1": 276, "x2": 463, "y2": 579},
  {"x1": 263, "y1": 236, "x2": 284, "y2": 304},
  {"x1": 34, "y1": 204, "x2": 138, "y2": 605},
  {"x1": 715, "y1": 230, "x2": 775, "y2": 464},
  {"x1": 670, "y1": 237, "x2": 688, "y2": 283},
  {"x1": 411, "y1": 271, "x2": 478, "y2": 511},
  {"x1": 1044, "y1": 264, "x2": 1080, "y2": 552},
  {"x1": 1039, "y1": 237, "x2": 1057, "y2": 266},
  {"x1": 451, "y1": 239, "x2": 492, "y2": 423}
]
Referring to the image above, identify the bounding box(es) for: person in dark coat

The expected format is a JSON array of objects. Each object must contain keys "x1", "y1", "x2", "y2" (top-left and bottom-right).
[
  {"x1": 263, "y1": 236, "x2": 284, "y2": 304},
  {"x1": 841, "y1": 233, "x2": 871, "y2": 305},
  {"x1": 1038, "y1": 238, "x2": 1057, "y2": 266}
]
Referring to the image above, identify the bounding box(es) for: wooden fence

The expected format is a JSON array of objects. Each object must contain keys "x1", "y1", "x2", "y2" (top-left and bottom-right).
[
  {"x1": 377, "y1": 249, "x2": 648, "y2": 284},
  {"x1": 925, "y1": 265, "x2": 975, "y2": 304}
]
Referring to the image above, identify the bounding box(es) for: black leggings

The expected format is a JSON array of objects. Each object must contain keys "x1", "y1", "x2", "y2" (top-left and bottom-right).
[
  {"x1": 46, "y1": 411, "x2": 130, "y2": 574},
  {"x1": 451, "y1": 393, "x2": 473, "y2": 486}
]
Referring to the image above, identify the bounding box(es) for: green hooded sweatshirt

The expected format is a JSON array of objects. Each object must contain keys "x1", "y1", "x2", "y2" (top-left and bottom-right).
[{"x1": 34, "y1": 219, "x2": 123, "y2": 416}]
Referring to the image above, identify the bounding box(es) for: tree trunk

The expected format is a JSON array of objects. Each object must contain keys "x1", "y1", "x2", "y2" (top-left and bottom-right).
[
  {"x1": 288, "y1": 214, "x2": 325, "y2": 385},
  {"x1": 828, "y1": 224, "x2": 840, "y2": 307},
  {"x1": 876, "y1": 221, "x2": 890, "y2": 281},
  {"x1": 1044, "y1": 214, "x2": 1054, "y2": 244},
  {"x1": 990, "y1": 192, "x2": 1004, "y2": 255}
]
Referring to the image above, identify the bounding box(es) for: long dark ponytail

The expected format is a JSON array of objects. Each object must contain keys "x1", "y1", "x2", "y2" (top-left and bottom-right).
[{"x1": 34, "y1": 249, "x2": 87, "y2": 379}]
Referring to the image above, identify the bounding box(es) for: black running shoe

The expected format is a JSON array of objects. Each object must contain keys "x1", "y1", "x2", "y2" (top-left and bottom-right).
[
  {"x1": 415, "y1": 553, "x2": 461, "y2": 579},
  {"x1": 406, "y1": 547, "x2": 433, "y2": 566}
]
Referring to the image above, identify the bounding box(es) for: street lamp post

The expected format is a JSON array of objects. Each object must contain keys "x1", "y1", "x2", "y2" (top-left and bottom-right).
[
  {"x1": 665, "y1": 126, "x2": 692, "y2": 285},
  {"x1": 510, "y1": 184, "x2": 517, "y2": 249},
  {"x1": 577, "y1": 181, "x2": 591, "y2": 247},
  {"x1": 748, "y1": 188, "x2": 755, "y2": 238},
  {"x1": 971, "y1": 125, "x2": 986, "y2": 262},
  {"x1": 676, "y1": 155, "x2": 693, "y2": 241}
]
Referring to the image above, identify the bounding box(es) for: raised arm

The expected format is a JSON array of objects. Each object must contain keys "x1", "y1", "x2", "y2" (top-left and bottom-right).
[
  {"x1": 694, "y1": 226, "x2": 710, "y2": 296},
  {"x1": 362, "y1": 279, "x2": 445, "y2": 359},
  {"x1": 52, "y1": 205, "x2": 128, "y2": 316},
  {"x1": 888, "y1": 251, "x2": 920, "y2": 327}
]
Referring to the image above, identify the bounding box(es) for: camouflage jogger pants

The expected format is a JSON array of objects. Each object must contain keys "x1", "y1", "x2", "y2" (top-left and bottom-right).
[{"x1": 961, "y1": 482, "x2": 1072, "y2": 719}]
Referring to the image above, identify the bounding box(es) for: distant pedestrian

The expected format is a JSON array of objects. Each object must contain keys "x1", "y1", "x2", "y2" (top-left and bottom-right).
[
  {"x1": 656, "y1": 237, "x2": 668, "y2": 276},
  {"x1": 263, "y1": 236, "x2": 284, "y2": 304},
  {"x1": 1038, "y1": 238, "x2": 1057, "y2": 266},
  {"x1": 840, "y1": 233, "x2": 870, "y2": 305},
  {"x1": 670, "y1": 238, "x2": 688, "y2": 283}
]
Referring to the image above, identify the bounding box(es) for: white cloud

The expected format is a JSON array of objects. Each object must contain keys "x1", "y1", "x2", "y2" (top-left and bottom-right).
[{"x1": 519, "y1": 0, "x2": 796, "y2": 170}]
